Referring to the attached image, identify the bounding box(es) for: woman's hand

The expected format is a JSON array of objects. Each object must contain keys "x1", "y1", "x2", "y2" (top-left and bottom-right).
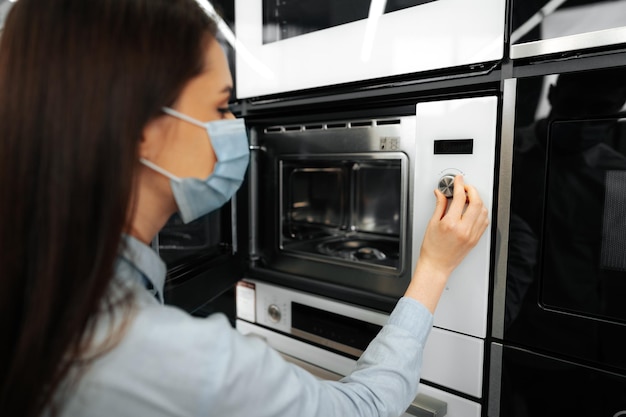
[{"x1": 404, "y1": 175, "x2": 489, "y2": 313}]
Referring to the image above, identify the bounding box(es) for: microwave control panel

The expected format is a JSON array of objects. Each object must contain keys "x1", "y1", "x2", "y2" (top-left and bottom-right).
[{"x1": 413, "y1": 96, "x2": 498, "y2": 339}]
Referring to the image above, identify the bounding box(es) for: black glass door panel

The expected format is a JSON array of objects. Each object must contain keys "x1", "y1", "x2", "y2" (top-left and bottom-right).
[
  {"x1": 505, "y1": 65, "x2": 626, "y2": 372},
  {"x1": 511, "y1": 0, "x2": 626, "y2": 45},
  {"x1": 262, "y1": 0, "x2": 438, "y2": 44},
  {"x1": 541, "y1": 118, "x2": 626, "y2": 324}
]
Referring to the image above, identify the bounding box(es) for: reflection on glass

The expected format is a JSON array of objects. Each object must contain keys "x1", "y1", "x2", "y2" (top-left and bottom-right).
[
  {"x1": 280, "y1": 159, "x2": 402, "y2": 269},
  {"x1": 512, "y1": 0, "x2": 626, "y2": 45},
  {"x1": 508, "y1": 66, "x2": 626, "y2": 328},
  {"x1": 506, "y1": 66, "x2": 626, "y2": 369},
  {"x1": 286, "y1": 167, "x2": 345, "y2": 235},
  {"x1": 542, "y1": 118, "x2": 626, "y2": 324},
  {"x1": 262, "y1": 0, "x2": 437, "y2": 44},
  {"x1": 354, "y1": 163, "x2": 401, "y2": 236},
  {"x1": 502, "y1": 67, "x2": 626, "y2": 404}
]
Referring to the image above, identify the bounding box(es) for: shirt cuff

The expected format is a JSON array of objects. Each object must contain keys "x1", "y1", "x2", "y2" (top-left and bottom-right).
[{"x1": 387, "y1": 297, "x2": 434, "y2": 345}]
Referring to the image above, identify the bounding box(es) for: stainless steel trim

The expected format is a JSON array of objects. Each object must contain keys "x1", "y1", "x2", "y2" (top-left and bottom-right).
[
  {"x1": 231, "y1": 192, "x2": 239, "y2": 253},
  {"x1": 280, "y1": 352, "x2": 343, "y2": 381},
  {"x1": 291, "y1": 328, "x2": 364, "y2": 358},
  {"x1": 511, "y1": 26, "x2": 626, "y2": 59},
  {"x1": 488, "y1": 343, "x2": 503, "y2": 417},
  {"x1": 406, "y1": 393, "x2": 448, "y2": 417},
  {"x1": 492, "y1": 79, "x2": 516, "y2": 340},
  {"x1": 248, "y1": 129, "x2": 260, "y2": 260}
]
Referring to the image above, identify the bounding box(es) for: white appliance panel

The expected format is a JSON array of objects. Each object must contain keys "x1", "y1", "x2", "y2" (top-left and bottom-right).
[
  {"x1": 234, "y1": 0, "x2": 505, "y2": 98},
  {"x1": 413, "y1": 96, "x2": 498, "y2": 338},
  {"x1": 422, "y1": 327, "x2": 484, "y2": 398}
]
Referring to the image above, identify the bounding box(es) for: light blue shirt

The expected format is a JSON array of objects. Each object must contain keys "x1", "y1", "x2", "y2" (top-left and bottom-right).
[{"x1": 60, "y1": 235, "x2": 434, "y2": 417}]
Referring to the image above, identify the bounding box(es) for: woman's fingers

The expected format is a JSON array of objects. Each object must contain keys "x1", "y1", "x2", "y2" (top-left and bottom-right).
[
  {"x1": 428, "y1": 176, "x2": 488, "y2": 270},
  {"x1": 445, "y1": 174, "x2": 468, "y2": 219},
  {"x1": 462, "y1": 183, "x2": 489, "y2": 243},
  {"x1": 432, "y1": 188, "x2": 448, "y2": 220}
]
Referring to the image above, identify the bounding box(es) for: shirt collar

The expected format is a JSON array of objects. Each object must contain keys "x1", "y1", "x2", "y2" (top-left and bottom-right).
[{"x1": 117, "y1": 234, "x2": 166, "y2": 304}]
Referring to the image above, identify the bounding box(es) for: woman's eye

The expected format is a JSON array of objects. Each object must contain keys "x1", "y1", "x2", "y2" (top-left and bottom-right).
[{"x1": 217, "y1": 106, "x2": 231, "y2": 116}]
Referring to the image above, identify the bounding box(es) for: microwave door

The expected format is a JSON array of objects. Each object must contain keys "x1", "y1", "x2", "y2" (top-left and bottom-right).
[{"x1": 158, "y1": 189, "x2": 248, "y2": 315}]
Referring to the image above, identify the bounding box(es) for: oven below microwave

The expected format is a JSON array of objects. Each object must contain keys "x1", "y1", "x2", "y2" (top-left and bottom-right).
[{"x1": 236, "y1": 279, "x2": 485, "y2": 414}]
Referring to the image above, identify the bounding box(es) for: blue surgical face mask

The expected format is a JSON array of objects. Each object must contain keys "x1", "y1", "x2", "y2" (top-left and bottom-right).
[{"x1": 140, "y1": 107, "x2": 250, "y2": 224}]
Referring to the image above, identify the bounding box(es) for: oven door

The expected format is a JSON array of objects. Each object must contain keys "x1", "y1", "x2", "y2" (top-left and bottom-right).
[
  {"x1": 236, "y1": 282, "x2": 483, "y2": 417},
  {"x1": 238, "y1": 320, "x2": 483, "y2": 417},
  {"x1": 496, "y1": 65, "x2": 626, "y2": 415},
  {"x1": 234, "y1": 0, "x2": 505, "y2": 98}
]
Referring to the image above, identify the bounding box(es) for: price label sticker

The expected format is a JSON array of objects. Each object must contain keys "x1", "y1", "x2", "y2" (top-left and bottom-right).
[{"x1": 236, "y1": 281, "x2": 256, "y2": 322}]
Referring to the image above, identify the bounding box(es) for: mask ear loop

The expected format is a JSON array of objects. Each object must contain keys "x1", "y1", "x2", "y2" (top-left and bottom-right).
[
  {"x1": 139, "y1": 107, "x2": 210, "y2": 183},
  {"x1": 139, "y1": 158, "x2": 183, "y2": 184},
  {"x1": 162, "y1": 107, "x2": 207, "y2": 128}
]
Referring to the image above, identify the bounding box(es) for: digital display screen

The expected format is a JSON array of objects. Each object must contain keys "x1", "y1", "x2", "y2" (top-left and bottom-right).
[{"x1": 434, "y1": 139, "x2": 474, "y2": 155}]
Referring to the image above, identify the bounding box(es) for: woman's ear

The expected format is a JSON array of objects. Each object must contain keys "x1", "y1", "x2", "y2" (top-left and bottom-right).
[{"x1": 139, "y1": 115, "x2": 171, "y2": 161}]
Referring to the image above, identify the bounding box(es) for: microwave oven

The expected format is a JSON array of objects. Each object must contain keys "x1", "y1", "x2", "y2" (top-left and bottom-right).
[{"x1": 248, "y1": 95, "x2": 498, "y2": 341}]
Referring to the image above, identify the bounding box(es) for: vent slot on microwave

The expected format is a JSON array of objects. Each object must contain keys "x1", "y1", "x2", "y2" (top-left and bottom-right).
[{"x1": 265, "y1": 118, "x2": 401, "y2": 134}]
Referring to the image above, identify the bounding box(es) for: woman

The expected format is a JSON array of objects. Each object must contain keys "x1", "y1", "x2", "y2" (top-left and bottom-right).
[{"x1": 0, "y1": 1, "x2": 488, "y2": 416}]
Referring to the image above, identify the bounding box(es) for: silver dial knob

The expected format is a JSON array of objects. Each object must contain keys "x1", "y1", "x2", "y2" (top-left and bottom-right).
[
  {"x1": 438, "y1": 175, "x2": 455, "y2": 198},
  {"x1": 267, "y1": 304, "x2": 281, "y2": 323}
]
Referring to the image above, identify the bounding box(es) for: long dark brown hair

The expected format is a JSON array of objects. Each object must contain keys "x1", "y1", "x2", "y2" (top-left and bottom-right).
[{"x1": 0, "y1": 1, "x2": 216, "y2": 415}]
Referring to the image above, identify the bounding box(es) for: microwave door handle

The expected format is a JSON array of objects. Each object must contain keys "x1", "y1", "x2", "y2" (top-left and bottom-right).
[{"x1": 405, "y1": 393, "x2": 448, "y2": 417}]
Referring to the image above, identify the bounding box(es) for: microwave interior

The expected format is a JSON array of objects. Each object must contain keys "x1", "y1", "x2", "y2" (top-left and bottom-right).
[
  {"x1": 280, "y1": 156, "x2": 406, "y2": 272},
  {"x1": 540, "y1": 116, "x2": 626, "y2": 324}
]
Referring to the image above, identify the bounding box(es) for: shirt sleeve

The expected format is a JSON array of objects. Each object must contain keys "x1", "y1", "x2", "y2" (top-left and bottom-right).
[{"x1": 206, "y1": 296, "x2": 433, "y2": 417}]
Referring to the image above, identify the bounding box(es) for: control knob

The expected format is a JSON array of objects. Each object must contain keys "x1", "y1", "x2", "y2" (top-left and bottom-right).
[
  {"x1": 267, "y1": 304, "x2": 281, "y2": 323},
  {"x1": 438, "y1": 175, "x2": 456, "y2": 198}
]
